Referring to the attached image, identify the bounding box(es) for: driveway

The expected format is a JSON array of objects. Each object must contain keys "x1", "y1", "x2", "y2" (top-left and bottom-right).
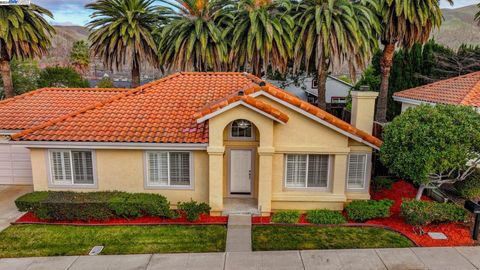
[{"x1": 0, "y1": 185, "x2": 33, "y2": 231}]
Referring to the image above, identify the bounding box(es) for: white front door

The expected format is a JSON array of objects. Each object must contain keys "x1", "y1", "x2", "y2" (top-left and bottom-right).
[{"x1": 230, "y1": 149, "x2": 253, "y2": 195}]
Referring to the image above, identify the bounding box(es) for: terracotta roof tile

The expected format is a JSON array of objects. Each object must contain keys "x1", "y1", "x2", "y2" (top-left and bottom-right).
[
  {"x1": 12, "y1": 72, "x2": 381, "y2": 148},
  {"x1": 394, "y1": 71, "x2": 480, "y2": 107},
  {"x1": 0, "y1": 88, "x2": 128, "y2": 130}
]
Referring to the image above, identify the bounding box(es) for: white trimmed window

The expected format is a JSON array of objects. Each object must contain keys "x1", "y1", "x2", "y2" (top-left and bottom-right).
[
  {"x1": 146, "y1": 151, "x2": 192, "y2": 187},
  {"x1": 49, "y1": 150, "x2": 95, "y2": 185},
  {"x1": 285, "y1": 154, "x2": 329, "y2": 188},
  {"x1": 347, "y1": 154, "x2": 368, "y2": 189}
]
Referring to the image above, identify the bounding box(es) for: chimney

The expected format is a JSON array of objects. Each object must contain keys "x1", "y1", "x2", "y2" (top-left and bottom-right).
[{"x1": 350, "y1": 88, "x2": 378, "y2": 134}]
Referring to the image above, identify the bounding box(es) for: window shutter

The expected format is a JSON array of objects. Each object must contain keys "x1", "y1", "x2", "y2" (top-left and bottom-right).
[
  {"x1": 148, "y1": 152, "x2": 168, "y2": 185},
  {"x1": 72, "y1": 151, "x2": 94, "y2": 184},
  {"x1": 285, "y1": 155, "x2": 307, "y2": 187},
  {"x1": 307, "y1": 155, "x2": 329, "y2": 187},
  {"x1": 348, "y1": 154, "x2": 367, "y2": 189},
  {"x1": 170, "y1": 152, "x2": 190, "y2": 186}
]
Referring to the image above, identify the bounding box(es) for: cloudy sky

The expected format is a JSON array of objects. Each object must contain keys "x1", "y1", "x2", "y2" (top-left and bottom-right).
[{"x1": 34, "y1": 0, "x2": 479, "y2": 26}]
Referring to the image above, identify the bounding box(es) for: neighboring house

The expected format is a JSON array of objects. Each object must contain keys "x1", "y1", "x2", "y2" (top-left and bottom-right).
[
  {"x1": 267, "y1": 75, "x2": 353, "y2": 105},
  {"x1": 5, "y1": 72, "x2": 381, "y2": 215},
  {"x1": 0, "y1": 88, "x2": 128, "y2": 185},
  {"x1": 393, "y1": 71, "x2": 480, "y2": 113}
]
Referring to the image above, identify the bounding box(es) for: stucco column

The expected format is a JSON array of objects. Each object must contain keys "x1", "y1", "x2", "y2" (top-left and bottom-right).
[
  {"x1": 258, "y1": 147, "x2": 274, "y2": 216},
  {"x1": 208, "y1": 146, "x2": 224, "y2": 216},
  {"x1": 332, "y1": 154, "x2": 348, "y2": 197}
]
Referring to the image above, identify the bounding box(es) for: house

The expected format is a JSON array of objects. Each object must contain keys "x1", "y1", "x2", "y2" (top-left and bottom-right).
[
  {"x1": 4, "y1": 72, "x2": 381, "y2": 215},
  {"x1": 393, "y1": 71, "x2": 480, "y2": 113},
  {"x1": 0, "y1": 88, "x2": 128, "y2": 185},
  {"x1": 267, "y1": 75, "x2": 353, "y2": 106}
]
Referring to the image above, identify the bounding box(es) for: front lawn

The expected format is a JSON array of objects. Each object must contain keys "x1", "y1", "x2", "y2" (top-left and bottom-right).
[
  {"x1": 252, "y1": 225, "x2": 414, "y2": 251},
  {"x1": 0, "y1": 224, "x2": 226, "y2": 258}
]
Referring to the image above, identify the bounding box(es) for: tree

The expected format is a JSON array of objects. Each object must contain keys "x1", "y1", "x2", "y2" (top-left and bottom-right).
[
  {"x1": 230, "y1": 0, "x2": 294, "y2": 77},
  {"x1": 375, "y1": 0, "x2": 452, "y2": 123},
  {"x1": 156, "y1": 0, "x2": 231, "y2": 72},
  {"x1": 96, "y1": 77, "x2": 115, "y2": 88},
  {"x1": 293, "y1": 0, "x2": 379, "y2": 109},
  {"x1": 0, "y1": 4, "x2": 54, "y2": 98},
  {"x1": 86, "y1": 0, "x2": 159, "y2": 87},
  {"x1": 70, "y1": 40, "x2": 90, "y2": 75},
  {"x1": 0, "y1": 59, "x2": 40, "y2": 98},
  {"x1": 475, "y1": 3, "x2": 480, "y2": 25},
  {"x1": 38, "y1": 67, "x2": 90, "y2": 88},
  {"x1": 381, "y1": 104, "x2": 480, "y2": 200},
  {"x1": 422, "y1": 45, "x2": 480, "y2": 81}
]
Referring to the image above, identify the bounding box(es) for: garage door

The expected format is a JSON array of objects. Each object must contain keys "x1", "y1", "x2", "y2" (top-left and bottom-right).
[{"x1": 0, "y1": 143, "x2": 33, "y2": 185}]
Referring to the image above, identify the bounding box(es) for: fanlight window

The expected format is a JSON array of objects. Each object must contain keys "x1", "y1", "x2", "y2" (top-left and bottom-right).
[{"x1": 231, "y1": 119, "x2": 253, "y2": 138}]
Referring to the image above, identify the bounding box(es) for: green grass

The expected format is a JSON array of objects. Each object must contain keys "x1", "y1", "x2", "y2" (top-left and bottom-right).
[
  {"x1": 0, "y1": 224, "x2": 226, "y2": 258},
  {"x1": 252, "y1": 225, "x2": 414, "y2": 251}
]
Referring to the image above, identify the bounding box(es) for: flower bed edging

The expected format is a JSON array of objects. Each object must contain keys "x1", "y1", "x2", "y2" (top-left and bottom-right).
[{"x1": 13, "y1": 212, "x2": 228, "y2": 226}]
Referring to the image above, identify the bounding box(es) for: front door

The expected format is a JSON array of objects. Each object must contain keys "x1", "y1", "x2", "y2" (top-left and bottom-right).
[{"x1": 229, "y1": 149, "x2": 253, "y2": 195}]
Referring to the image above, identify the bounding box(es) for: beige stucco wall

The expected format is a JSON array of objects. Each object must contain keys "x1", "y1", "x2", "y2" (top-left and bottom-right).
[
  {"x1": 401, "y1": 102, "x2": 418, "y2": 112},
  {"x1": 30, "y1": 148, "x2": 209, "y2": 206}
]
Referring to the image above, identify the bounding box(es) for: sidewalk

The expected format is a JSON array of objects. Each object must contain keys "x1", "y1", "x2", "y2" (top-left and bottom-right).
[{"x1": 2, "y1": 246, "x2": 480, "y2": 270}]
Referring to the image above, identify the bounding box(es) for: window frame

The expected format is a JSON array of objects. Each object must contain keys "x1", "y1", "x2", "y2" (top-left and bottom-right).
[
  {"x1": 228, "y1": 120, "x2": 255, "y2": 141},
  {"x1": 144, "y1": 151, "x2": 194, "y2": 190},
  {"x1": 346, "y1": 153, "x2": 369, "y2": 191},
  {"x1": 283, "y1": 154, "x2": 331, "y2": 190},
  {"x1": 47, "y1": 149, "x2": 97, "y2": 188}
]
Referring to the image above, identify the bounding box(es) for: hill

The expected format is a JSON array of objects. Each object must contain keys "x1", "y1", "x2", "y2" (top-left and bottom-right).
[
  {"x1": 40, "y1": 26, "x2": 89, "y2": 67},
  {"x1": 433, "y1": 5, "x2": 480, "y2": 48}
]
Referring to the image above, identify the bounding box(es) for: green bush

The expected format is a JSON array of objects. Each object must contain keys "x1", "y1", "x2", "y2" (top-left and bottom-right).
[
  {"x1": 306, "y1": 209, "x2": 346, "y2": 224},
  {"x1": 271, "y1": 210, "x2": 301, "y2": 224},
  {"x1": 38, "y1": 67, "x2": 90, "y2": 88},
  {"x1": 177, "y1": 200, "x2": 211, "y2": 222},
  {"x1": 15, "y1": 191, "x2": 172, "y2": 221},
  {"x1": 346, "y1": 200, "x2": 393, "y2": 222},
  {"x1": 454, "y1": 169, "x2": 480, "y2": 200},
  {"x1": 401, "y1": 200, "x2": 469, "y2": 226},
  {"x1": 371, "y1": 176, "x2": 394, "y2": 192}
]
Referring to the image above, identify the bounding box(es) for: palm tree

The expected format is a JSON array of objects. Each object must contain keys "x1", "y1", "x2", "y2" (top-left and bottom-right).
[
  {"x1": 0, "y1": 4, "x2": 54, "y2": 98},
  {"x1": 293, "y1": 0, "x2": 379, "y2": 109},
  {"x1": 69, "y1": 40, "x2": 90, "y2": 75},
  {"x1": 86, "y1": 0, "x2": 159, "y2": 87},
  {"x1": 375, "y1": 0, "x2": 452, "y2": 123},
  {"x1": 156, "y1": 0, "x2": 232, "y2": 72},
  {"x1": 231, "y1": 0, "x2": 294, "y2": 77}
]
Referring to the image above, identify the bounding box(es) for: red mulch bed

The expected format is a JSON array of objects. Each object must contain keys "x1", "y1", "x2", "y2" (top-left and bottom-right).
[
  {"x1": 252, "y1": 180, "x2": 474, "y2": 247},
  {"x1": 14, "y1": 212, "x2": 228, "y2": 226}
]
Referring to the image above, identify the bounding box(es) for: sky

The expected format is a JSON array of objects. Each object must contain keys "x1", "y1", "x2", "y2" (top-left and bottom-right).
[{"x1": 33, "y1": 0, "x2": 479, "y2": 26}]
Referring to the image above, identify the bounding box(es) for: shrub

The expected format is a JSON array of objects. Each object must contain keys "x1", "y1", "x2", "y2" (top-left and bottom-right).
[
  {"x1": 454, "y1": 169, "x2": 480, "y2": 200},
  {"x1": 306, "y1": 209, "x2": 346, "y2": 224},
  {"x1": 371, "y1": 176, "x2": 394, "y2": 192},
  {"x1": 14, "y1": 191, "x2": 172, "y2": 221},
  {"x1": 401, "y1": 200, "x2": 469, "y2": 226},
  {"x1": 346, "y1": 200, "x2": 393, "y2": 222},
  {"x1": 177, "y1": 200, "x2": 211, "y2": 222},
  {"x1": 271, "y1": 210, "x2": 301, "y2": 224},
  {"x1": 38, "y1": 67, "x2": 90, "y2": 88}
]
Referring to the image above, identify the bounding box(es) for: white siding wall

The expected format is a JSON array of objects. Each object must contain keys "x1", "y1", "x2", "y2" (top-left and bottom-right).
[{"x1": 0, "y1": 142, "x2": 33, "y2": 185}]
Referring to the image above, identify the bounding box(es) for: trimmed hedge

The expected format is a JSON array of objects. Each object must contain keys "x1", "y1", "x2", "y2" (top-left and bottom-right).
[
  {"x1": 454, "y1": 169, "x2": 480, "y2": 200},
  {"x1": 306, "y1": 209, "x2": 346, "y2": 224},
  {"x1": 15, "y1": 191, "x2": 174, "y2": 221},
  {"x1": 177, "y1": 200, "x2": 211, "y2": 222},
  {"x1": 345, "y1": 200, "x2": 393, "y2": 222},
  {"x1": 401, "y1": 200, "x2": 469, "y2": 226},
  {"x1": 271, "y1": 210, "x2": 301, "y2": 224}
]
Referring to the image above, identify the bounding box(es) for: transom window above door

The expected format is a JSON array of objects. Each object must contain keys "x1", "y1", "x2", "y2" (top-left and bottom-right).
[{"x1": 230, "y1": 119, "x2": 254, "y2": 139}]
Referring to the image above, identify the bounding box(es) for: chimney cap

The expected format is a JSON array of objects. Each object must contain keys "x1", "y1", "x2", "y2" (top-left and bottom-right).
[{"x1": 359, "y1": 85, "x2": 370, "y2": 91}]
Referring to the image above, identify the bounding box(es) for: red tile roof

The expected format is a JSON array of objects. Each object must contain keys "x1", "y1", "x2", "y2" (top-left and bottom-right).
[
  {"x1": 0, "y1": 88, "x2": 129, "y2": 130},
  {"x1": 393, "y1": 71, "x2": 480, "y2": 107},
  {"x1": 11, "y1": 72, "x2": 381, "y2": 148}
]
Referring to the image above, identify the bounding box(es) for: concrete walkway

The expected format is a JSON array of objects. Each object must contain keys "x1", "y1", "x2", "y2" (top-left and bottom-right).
[
  {"x1": 0, "y1": 185, "x2": 32, "y2": 231},
  {"x1": 3, "y1": 247, "x2": 480, "y2": 270},
  {"x1": 225, "y1": 214, "x2": 251, "y2": 252}
]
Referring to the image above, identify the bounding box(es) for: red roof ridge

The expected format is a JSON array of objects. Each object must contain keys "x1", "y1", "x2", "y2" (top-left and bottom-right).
[{"x1": 11, "y1": 73, "x2": 183, "y2": 141}]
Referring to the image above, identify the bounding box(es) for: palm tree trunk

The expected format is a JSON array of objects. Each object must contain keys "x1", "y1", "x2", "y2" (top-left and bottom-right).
[
  {"x1": 376, "y1": 43, "x2": 396, "y2": 123},
  {"x1": 0, "y1": 59, "x2": 14, "y2": 99},
  {"x1": 316, "y1": 53, "x2": 328, "y2": 110},
  {"x1": 131, "y1": 57, "x2": 140, "y2": 88}
]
